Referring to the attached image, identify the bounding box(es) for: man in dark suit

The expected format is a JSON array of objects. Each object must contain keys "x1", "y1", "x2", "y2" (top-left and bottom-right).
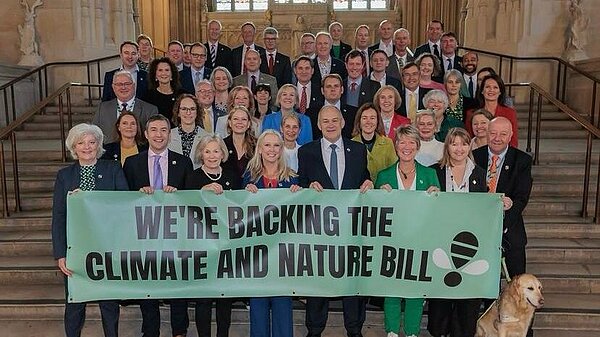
[
  {"x1": 354, "y1": 25, "x2": 372, "y2": 75},
  {"x1": 93, "y1": 70, "x2": 158, "y2": 143},
  {"x1": 123, "y1": 114, "x2": 193, "y2": 337},
  {"x1": 343, "y1": 50, "x2": 381, "y2": 109},
  {"x1": 440, "y1": 32, "x2": 464, "y2": 76},
  {"x1": 368, "y1": 19, "x2": 395, "y2": 57},
  {"x1": 167, "y1": 40, "x2": 186, "y2": 72},
  {"x1": 230, "y1": 22, "x2": 266, "y2": 77},
  {"x1": 413, "y1": 20, "x2": 444, "y2": 59},
  {"x1": 369, "y1": 49, "x2": 402, "y2": 92},
  {"x1": 260, "y1": 27, "x2": 292, "y2": 86},
  {"x1": 398, "y1": 62, "x2": 431, "y2": 120},
  {"x1": 102, "y1": 40, "x2": 148, "y2": 102},
  {"x1": 293, "y1": 56, "x2": 323, "y2": 130},
  {"x1": 312, "y1": 32, "x2": 347, "y2": 84},
  {"x1": 298, "y1": 105, "x2": 373, "y2": 337},
  {"x1": 329, "y1": 22, "x2": 352, "y2": 61},
  {"x1": 386, "y1": 28, "x2": 415, "y2": 80},
  {"x1": 205, "y1": 19, "x2": 232, "y2": 71},
  {"x1": 321, "y1": 74, "x2": 356, "y2": 139},
  {"x1": 473, "y1": 117, "x2": 532, "y2": 277},
  {"x1": 180, "y1": 43, "x2": 212, "y2": 94},
  {"x1": 232, "y1": 49, "x2": 278, "y2": 94}
]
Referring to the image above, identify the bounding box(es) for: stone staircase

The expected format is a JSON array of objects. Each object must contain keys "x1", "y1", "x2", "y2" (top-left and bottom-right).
[{"x1": 0, "y1": 103, "x2": 599, "y2": 336}]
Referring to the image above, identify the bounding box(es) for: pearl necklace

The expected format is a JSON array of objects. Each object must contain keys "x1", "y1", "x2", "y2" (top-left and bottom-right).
[{"x1": 201, "y1": 165, "x2": 222, "y2": 181}]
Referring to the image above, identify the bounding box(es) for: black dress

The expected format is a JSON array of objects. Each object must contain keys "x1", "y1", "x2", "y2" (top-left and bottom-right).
[
  {"x1": 222, "y1": 135, "x2": 251, "y2": 181},
  {"x1": 143, "y1": 88, "x2": 185, "y2": 120},
  {"x1": 185, "y1": 165, "x2": 241, "y2": 190}
]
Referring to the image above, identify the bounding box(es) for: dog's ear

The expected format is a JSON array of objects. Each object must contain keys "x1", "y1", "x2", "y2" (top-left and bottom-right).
[{"x1": 509, "y1": 274, "x2": 525, "y2": 308}]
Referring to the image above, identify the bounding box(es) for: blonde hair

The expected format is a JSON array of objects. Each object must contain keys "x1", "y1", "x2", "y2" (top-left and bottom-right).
[
  {"x1": 194, "y1": 134, "x2": 229, "y2": 165},
  {"x1": 439, "y1": 127, "x2": 473, "y2": 167},
  {"x1": 245, "y1": 129, "x2": 297, "y2": 183},
  {"x1": 227, "y1": 105, "x2": 256, "y2": 159},
  {"x1": 66, "y1": 123, "x2": 105, "y2": 159}
]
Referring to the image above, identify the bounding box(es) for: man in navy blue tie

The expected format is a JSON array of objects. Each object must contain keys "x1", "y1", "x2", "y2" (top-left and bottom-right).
[{"x1": 298, "y1": 105, "x2": 373, "y2": 337}]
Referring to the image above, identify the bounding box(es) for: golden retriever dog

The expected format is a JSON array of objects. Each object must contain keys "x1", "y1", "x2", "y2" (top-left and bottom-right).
[{"x1": 476, "y1": 274, "x2": 544, "y2": 337}]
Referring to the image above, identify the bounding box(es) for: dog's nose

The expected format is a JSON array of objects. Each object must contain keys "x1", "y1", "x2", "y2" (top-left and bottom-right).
[{"x1": 539, "y1": 298, "x2": 545, "y2": 306}]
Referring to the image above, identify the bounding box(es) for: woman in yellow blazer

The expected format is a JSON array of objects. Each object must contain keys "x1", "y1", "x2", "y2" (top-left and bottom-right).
[
  {"x1": 375, "y1": 124, "x2": 440, "y2": 337},
  {"x1": 351, "y1": 103, "x2": 397, "y2": 183}
]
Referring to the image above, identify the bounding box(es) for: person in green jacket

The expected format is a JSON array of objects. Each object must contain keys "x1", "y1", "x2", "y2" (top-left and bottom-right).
[
  {"x1": 351, "y1": 102, "x2": 397, "y2": 182},
  {"x1": 375, "y1": 124, "x2": 441, "y2": 337}
]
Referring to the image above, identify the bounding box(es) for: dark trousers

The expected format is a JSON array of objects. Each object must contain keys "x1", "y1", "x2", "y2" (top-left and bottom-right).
[
  {"x1": 305, "y1": 296, "x2": 366, "y2": 337},
  {"x1": 140, "y1": 299, "x2": 161, "y2": 337},
  {"x1": 64, "y1": 301, "x2": 119, "y2": 337},
  {"x1": 427, "y1": 298, "x2": 481, "y2": 337},
  {"x1": 170, "y1": 298, "x2": 233, "y2": 337}
]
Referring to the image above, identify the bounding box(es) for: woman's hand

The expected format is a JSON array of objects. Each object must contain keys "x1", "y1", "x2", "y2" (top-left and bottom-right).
[
  {"x1": 245, "y1": 184, "x2": 258, "y2": 193},
  {"x1": 67, "y1": 188, "x2": 81, "y2": 195},
  {"x1": 359, "y1": 180, "x2": 374, "y2": 193},
  {"x1": 426, "y1": 186, "x2": 440, "y2": 194},
  {"x1": 202, "y1": 183, "x2": 224, "y2": 195},
  {"x1": 289, "y1": 184, "x2": 301, "y2": 192},
  {"x1": 308, "y1": 181, "x2": 324, "y2": 192},
  {"x1": 380, "y1": 184, "x2": 392, "y2": 192},
  {"x1": 163, "y1": 185, "x2": 178, "y2": 193},
  {"x1": 57, "y1": 258, "x2": 73, "y2": 277},
  {"x1": 502, "y1": 196, "x2": 513, "y2": 211},
  {"x1": 139, "y1": 186, "x2": 154, "y2": 194}
]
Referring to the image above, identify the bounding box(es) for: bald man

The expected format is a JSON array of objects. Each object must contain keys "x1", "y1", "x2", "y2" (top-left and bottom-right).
[
  {"x1": 473, "y1": 117, "x2": 532, "y2": 277},
  {"x1": 298, "y1": 105, "x2": 372, "y2": 337}
]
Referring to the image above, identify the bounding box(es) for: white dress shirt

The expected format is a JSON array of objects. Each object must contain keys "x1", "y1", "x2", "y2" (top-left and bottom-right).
[{"x1": 320, "y1": 137, "x2": 345, "y2": 189}]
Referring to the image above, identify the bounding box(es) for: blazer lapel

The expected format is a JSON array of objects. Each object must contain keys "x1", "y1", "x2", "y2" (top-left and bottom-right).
[
  {"x1": 496, "y1": 147, "x2": 515, "y2": 192},
  {"x1": 167, "y1": 150, "x2": 177, "y2": 187},
  {"x1": 314, "y1": 143, "x2": 334, "y2": 189},
  {"x1": 340, "y1": 139, "x2": 353, "y2": 189}
]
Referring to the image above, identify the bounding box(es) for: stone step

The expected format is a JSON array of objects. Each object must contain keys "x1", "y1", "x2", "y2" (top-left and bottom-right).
[
  {"x1": 530, "y1": 182, "x2": 596, "y2": 197},
  {"x1": 526, "y1": 222, "x2": 600, "y2": 238},
  {"x1": 523, "y1": 129, "x2": 589, "y2": 139},
  {"x1": 14, "y1": 130, "x2": 64, "y2": 140},
  {"x1": 527, "y1": 238, "x2": 600, "y2": 264},
  {"x1": 523, "y1": 197, "x2": 591, "y2": 216},
  {"x1": 517, "y1": 120, "x2": 583, "y2": 130},
  {"x1": 0, "y1": 193, "x2": 53, "y2": 212},
  {"x1": 4, "y1": 177, "x2": 55, "y2": 193},
  {"x1": 31, "y1": 114, "x2": 94, "y2": 124},
  {"x1": 42, "y1": 106, "x2": 97, "y2": 115}
]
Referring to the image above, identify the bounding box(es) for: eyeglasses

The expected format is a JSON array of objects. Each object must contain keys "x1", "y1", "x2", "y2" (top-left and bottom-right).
[
  {"x1": 179, "y1": 107, "x2": 197, "y2": 113},
  {"x1": 196, "y1": 89, "x2": 214, "y2": 95},
  {"x1": 113, "y1": 82, "x2": 134, "y2": 87},
  {"x1": 191, "y1": 53, "x2": 207, "y2": 58}
]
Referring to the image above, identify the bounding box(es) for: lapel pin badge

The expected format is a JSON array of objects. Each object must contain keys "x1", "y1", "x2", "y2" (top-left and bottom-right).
[
  {"x1": 472, "y1": 180, "x2": 477, "y2": 184},
  {"x1": 504, "y1": 165, "x2": 509, "y2": 170},
  {"x1": 419, "y1": 179, "x2": 423, "y2": 184},
  {"x1": 346, "y1": 147, "x2": 351, "y2": 152},
  {"x1": 98, "y1": 174, "x2": 103, "y2": 179},
  {"x1": 172, "y1": 161, "x2": 177, "y2": 165}
]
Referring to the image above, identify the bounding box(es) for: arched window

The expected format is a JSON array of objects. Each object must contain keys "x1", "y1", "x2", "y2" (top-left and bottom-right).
[{"x1": 215, "y1": 0, "x2": 387, "y2": 11}]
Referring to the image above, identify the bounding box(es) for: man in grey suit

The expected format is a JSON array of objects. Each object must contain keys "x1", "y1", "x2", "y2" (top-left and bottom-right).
[
  {"x1": 93, "y1": 70, "x2": 158, "y2": 143},
  {"x1": 386, "y1": 28, "x2": 414, "y2": 81},
  {"x1": 232, "y1": 49, "x2": 278, "y2": 95}
]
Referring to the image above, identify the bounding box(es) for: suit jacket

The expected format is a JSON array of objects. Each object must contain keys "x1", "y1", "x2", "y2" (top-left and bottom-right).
[
  {"x1": 102, "y1": 68, "x2": 148, "y2": 102},
  {"x1": 179, "y1": 66, "x2": 212, "y2": 94},
  {"x1": 312, "y1": 57, "x2": 348, "y2": 83},
  {"x1": 297, "y1": 138, "x2": 370, "y2": 189},
  {"x1": 398, "y1": 87, "x2": 432, "y2": 118},
  {"x1": 440, "y1": 55, "x2": 464, "y2": 77},
  {"x1": 473, "y1": 146, "x2": 533, "y2": 248},
  {"x1": 430, "y1": 162, "x2": 487, "y2": 193},
  {"x1": 375, "y1": 161, "x2": 440, "y2": 191},
  {"x1": 386, "y1": 52, "x2": 415, "y2": 80},
  {"x1": 299, "y1": 81, "x2": 325, "y2": 139},
  {"x1": 260, "y1": 51, "x2": 293, "y2": 86},
  {"x1": 92, "y1": 98, "x2": 158, "y2": 143},
  {"x1": 168, "y1": 127, "x2": 210, "y2": 169},
  {"x1": 230, "y1": 44, "x2": 266, "y2": 77},
  {"x1": 51, "y1": 160, "x2": 128, "y2": 259},
  {"x1": 204, "y1": 41, "x2": 232, "y2": 71},
  {"x1": 383, "y1": 76, "x2": 403, "y2": 93},
  {"x1": 386, "y1": 113, "x2": 411, "y2": 142},
  {"x1": 309, "y1": 102, "x2": 355, "y2": 140},
  {"x1": 343, "y1": 78, "x2": 381, "y2": 108},
  {"x1": 101, "y1": 141, "x2": 149, "y2": 163},
  {"x1": 414, "y1": 43, "x2": 440, "y2": 59},
  {"x1": 232, "y1": 72, "x2": 278, "y2": 94},
  {"x1": 331, "y1": 41, "x2": 352, "y2": 61},
  {"x1": 123, "y1": 150, "x2": 193, "y2": 191}
]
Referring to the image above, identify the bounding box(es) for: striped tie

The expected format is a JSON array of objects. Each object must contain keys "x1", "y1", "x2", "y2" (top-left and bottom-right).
[
  {"x1": 487, "y1": 155, "x2": 499, "y2": 192},
  {"x1": 210, "y1": 44, "x2": 217, "y2": 68}
]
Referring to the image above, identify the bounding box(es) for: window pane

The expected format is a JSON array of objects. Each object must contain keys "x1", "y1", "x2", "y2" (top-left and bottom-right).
[
  {"x1": 371, "y1": 0, "x2": 387, "y2": 8},
  {"x1": 235, "y1": 0, "x2": 250, "y2": 10},
  {"x1": 333, "y1": 0, "x2": 348, "y2": 10},
  {"x1": 352, "y1": 0, "x2": 367, "y2": 9},
  {"x1": 253, "y1": 0, "x2": 268, "y2": 9},
  {"x1": 216, "y1": 0, "x2": 231, "y2": 11}
]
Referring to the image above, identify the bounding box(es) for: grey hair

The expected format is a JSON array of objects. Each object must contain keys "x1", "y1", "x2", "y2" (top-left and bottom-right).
[
  {"x1": 414, "y1": 109, "x2": 438, "y2": 128},
  {"x1": 195, "y1": 79, "x2": 213, "y2": 92},
  {"x1": 422, "y1": 89, "x2": 449, "y2": 111},
  {"x1": 112, "y1": 70, "x2": 134, "y2": 84},
  {"x1": 263, "y1": 27, "x2": 279, "y2": 38},
  {"x1": 210, "y1": 66, "x2": 233, "y2": 89},
  {"x1": 444, "y1": 69, "x2": 463, "y2": 83},
  {"x1": 65, "y1": 123, "x2": 105, "y2": 159},
  {"x1": 194, "y1": 134, "x2": 229, "y2": 165}
]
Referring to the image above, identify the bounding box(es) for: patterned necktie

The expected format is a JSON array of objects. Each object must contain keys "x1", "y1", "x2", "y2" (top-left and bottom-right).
[
  {"x1": 243, "y1": 46, "x2": 250, "y2": 74},
  {"x1": 194, "y1": 71, "x2": 201, "y2": 87},
  {"x1": 210, "y1": 44, "x2": 217, "y2": 68},
  {"x1": 120, "y1": 102, "x2": 128, "y2": 113},
  {"x1": 447, "y1": 58, "x2": 453, "y2": 71},
  {"x1": 350, "y1": 82, "x2": 357, "y2": 92},
  {"x1": 152, "y1": 155, "x2": 163, "y2": 190},
  {"x1": 299, "y1": 86, "x2": 307, "y2": 113},
  {"x1": 203, "y1": 108, "x2": 213, "y2": 133},
  {"x1": 487, "y1": 155, "x2": 499, "y2": 192},
  {"x1": 408, "y1": 91, "x2": 417, "y2": 121},
  {"x1": 433, "y1": 44, "x2": 441, "y2": 59},
  {"x1": 362, "y1": 50, "x2": 368, "y2": 77},
  {"x1": 268, "y1": 54, "x2": 275, "y2": 75},
  {"x1": 396, "y1": 56, "x2": 403, "y2": 71},
  {"x1": 329, "y1": 144, "x2": 338, "y2": 189},
  {"x1": 250, "y1": 75, "x2": 257, "y2": 92}
]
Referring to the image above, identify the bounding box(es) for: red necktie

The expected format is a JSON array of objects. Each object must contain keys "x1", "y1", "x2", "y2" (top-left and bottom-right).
[
  {"x1": 488, "y1": 155, "x2": 499, "y2": 193},
  {"x1": 299, "y1": 86, "x2": 307, "y2": 113},
  {"x1": 268, "y1": 54, "x2": 275, "y2": 75},
  {"x1": 350, "y1": 82, "x2": 357, "y2": 92}
]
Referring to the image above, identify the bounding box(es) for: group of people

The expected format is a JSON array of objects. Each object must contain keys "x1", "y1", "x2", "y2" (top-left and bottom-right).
[{"x1": 52, "y1": 17, "x2": 533, "y2": 337}]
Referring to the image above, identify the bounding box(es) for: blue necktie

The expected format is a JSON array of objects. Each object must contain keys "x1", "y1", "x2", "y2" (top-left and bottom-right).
[
  {"x1": 329, "y1": 144, "x2": 338, "y2": 189},
  {"x1": 153, "y1": 155, "x2": 163, "y2": 190}
]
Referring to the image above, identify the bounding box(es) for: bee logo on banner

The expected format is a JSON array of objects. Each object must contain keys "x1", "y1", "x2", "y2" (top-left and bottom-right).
[{"x1": 432, "y1": 231, "x2": 490, "y2": 287}]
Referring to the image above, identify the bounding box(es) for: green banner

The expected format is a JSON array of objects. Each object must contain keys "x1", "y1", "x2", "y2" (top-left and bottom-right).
[{"x1": 66, "y1": 190, "x2": 503, "y2": 303}]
